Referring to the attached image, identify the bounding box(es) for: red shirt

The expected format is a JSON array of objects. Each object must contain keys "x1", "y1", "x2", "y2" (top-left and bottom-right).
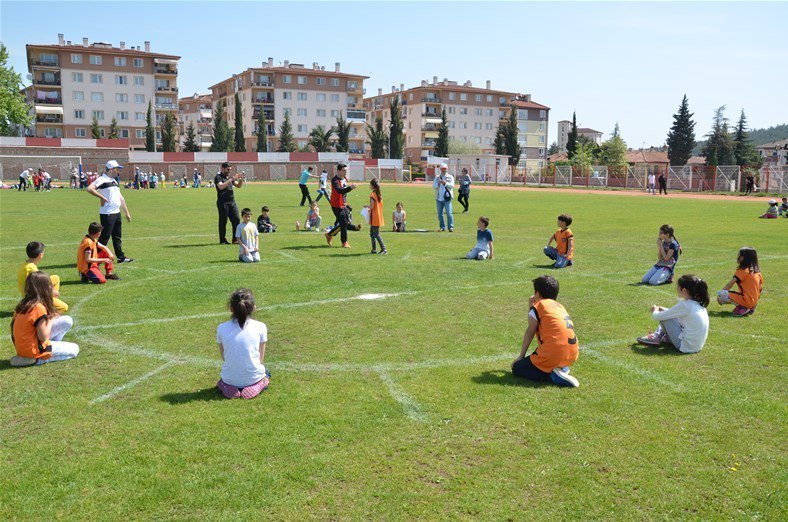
[{"x1": 329, "y1": 175, "x2": 354, "y2": 208}]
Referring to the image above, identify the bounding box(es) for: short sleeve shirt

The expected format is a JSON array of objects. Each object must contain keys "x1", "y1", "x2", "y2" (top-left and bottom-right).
[
  {"x1": 215, "y1": 172, "x2": 235, "y2": 203},
  {"x1": 299, "y1": 170, "x2": 311, "y2": 184},
  {"x1": 217, "y1": 318, "x2": 268, "y2": 387},
  {"x1": 92, "y1": 174, "x2": 122, "y2": 215},
  {"x1": 17, "y1": 262, "x2": 38, "y2": 295},
  {"x1": 475, "y1": 229, "x2": 493, "y2": 249}
]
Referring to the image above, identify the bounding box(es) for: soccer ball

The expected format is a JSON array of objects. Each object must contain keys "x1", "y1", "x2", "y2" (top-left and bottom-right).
[{"x1": 477, "y1": 251, "x2": 489, "y2": 260}]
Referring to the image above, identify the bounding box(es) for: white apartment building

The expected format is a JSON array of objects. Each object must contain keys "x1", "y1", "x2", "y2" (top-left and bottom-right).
[
  {"x1": 178, "y1": 93, "x2": 213, "y2": 151},
  {"x1": 557, "y1": 120, "x2": 603, "y2": 152}
]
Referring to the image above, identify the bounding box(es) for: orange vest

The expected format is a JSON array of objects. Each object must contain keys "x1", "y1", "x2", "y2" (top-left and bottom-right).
[
  {"x1": 77, "y1": 236, "x2": 97, "y2": 274},
  {"x1": 370, "y1": 192, "x2": 384, "y2": 227},
  {"x1": 554, "y1": 228, "x2": 574, "y2": 259},
  {"x1": 732, "y1": 268, "x2": 764, "y2": 309},
  {"x1": 530, "y1": 299, "x2": 579, "y2": 372},
  {"x1": 11, "y1": 302, "x2": 52, "y2": 360}
]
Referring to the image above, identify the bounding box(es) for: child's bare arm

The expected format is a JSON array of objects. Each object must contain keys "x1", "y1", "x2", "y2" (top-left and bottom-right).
[
  {"x1": 259, "y1": 341, "x2": 266, "y2": 363},
  {"x1": 489, "y1": 241, "x2": 494, "y2": 260},
  {"x1": 722, "y1": 277, "x2": 736, "y2": 291},
  {"x1": 96, "y1": 242, "x2": 115, "y2": 260},
  {"x1": 566, "y1": 238, "x2": 573, "y2": 256},
  {"x1": 218, "y1": 343, "x2": 225, "y2": 361},
  {"x1": 516, "y1": 315, "x2": 539, "y2": 361}
]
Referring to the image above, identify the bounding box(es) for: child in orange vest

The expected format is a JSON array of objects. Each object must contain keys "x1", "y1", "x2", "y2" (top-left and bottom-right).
[
  {"x1": 544, "y1": 214, "x2": 574, "y2": 268},
  {"x1": 369, "y1": 178, "x2": 387, "y2": 254},
  {"x1": 717, "y1": 247, "x2": 764, "y2": 317}
]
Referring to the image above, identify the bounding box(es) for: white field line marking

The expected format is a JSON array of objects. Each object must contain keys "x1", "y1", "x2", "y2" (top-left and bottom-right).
[
  {"x1": 0, "y1": 233, "x2": 214, "y2": 251},
  {"x1": 90, "y1": 359, "x2": 178, "y2": 404},
  {"x1": 376, "y1": 369, "x2": 427, "y2": 422},
  {"x1": 275, "y1": 250, "x2": 303, "y2": 263},
  {"x1": 715, "y1": 330, "x2": 780, "y2": 343},
  {"x1": 580, "y1": 340, "x2": 684, "y2": 391},
  {"x1": 401, "y1": 252, "x2": 411, "y2": 262}
]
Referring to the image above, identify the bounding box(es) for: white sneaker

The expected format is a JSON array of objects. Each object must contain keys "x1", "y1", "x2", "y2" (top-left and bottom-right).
[{"x1": 551, "y1": 367, "x2": 579, "y2": 387}]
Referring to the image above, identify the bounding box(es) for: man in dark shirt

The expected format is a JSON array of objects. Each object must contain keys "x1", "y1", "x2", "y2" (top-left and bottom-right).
[
  {"x1": 214, "y1": 162, "x2": 244, "y2": 245},
  {"x1": 325, "y1": 163, "x2": 358, "y2": 248}
]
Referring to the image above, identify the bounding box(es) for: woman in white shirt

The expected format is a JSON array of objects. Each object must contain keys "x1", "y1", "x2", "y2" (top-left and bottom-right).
[
  {"x1": 216, "y1": 289, "x2": 270, "y2": 399},
  {"x1": 637, "y1": 274, "x2": 710, "y2": 353}
]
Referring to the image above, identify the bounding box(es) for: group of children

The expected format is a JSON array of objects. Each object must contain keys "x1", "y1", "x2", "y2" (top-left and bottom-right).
[{"x1": 760, "y1": 197, "x2": 788, "y2": 218}]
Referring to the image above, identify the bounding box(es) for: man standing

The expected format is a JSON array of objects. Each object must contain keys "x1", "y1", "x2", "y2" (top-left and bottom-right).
[
  {"x1": 42, "y1": 169, "x2": 51, "y2": 191},
  {"x1": 325, "y1": 163, "x2": 358, "y2": 248},
  {"x1": 658, "y1": 171, "x2": 668, "y2": 195},
  {"x1": 193, "y1": 168, "x2": 201, "y2": 188},
  {"x1": 215, "y1": 162, "x2": 244, "y2": 245},
  {"x1": 432, "y1": 162, "x2": 455, "y2": 232},
  {"x1": 86, "y1": 160, "x2": 134, "y2": 263},
  {"x1": 18, "y1": 167, "x2": 29, "y2": 191},
  {"x1": 298, "y1": 166, "x2": 316, "y2": 206}
]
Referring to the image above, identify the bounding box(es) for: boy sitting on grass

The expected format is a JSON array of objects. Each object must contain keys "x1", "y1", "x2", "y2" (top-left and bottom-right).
[
  {"x1": 237, "y1": 208, "x2": 261, "y2": 263},
  {"x1": 18, "y1": 241, "x2": 69, "y2": 314},
  {"x1": 544, "y1": 214, "x2": 574, "y2": 268},
  {"x1": 466, "y1": 216, "x2": 494, "y2": 260},
  {"x1": 77, "y1": 222, "x2": 119, "y2": 283},
  {"x1": 257, "y1": 206, "x2": 277, "y2": 233},
  {"x1": 512, "y1": 275, "x2": 580, "y2": 387}
]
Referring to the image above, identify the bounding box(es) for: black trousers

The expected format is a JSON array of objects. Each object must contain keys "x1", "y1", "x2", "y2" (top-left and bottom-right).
[
  {"x1": 299, "y1": 184, "x2": 312, "y2": 205},
  {"x1": 457, "y1": 191, "x2": 469, "y2": 211},
  {"x1": 99, "y1": 213, "x2": 126, "y2": 260},
  {"x1": 512, "y1": 356, "x2": 552, "y2": 382},
  {"x1": 745, "y1": 182, "x2": 754, "y2": 195},
  {"x1": 18, "y1": 177, "x2": 26, "y2": 191},
  {"x1": 659, "y1": 181, "x2": 668, "y2": 195},
  {"x1": 217, "y1": 200, "x2": 240, "y2": 243},
  {"x1": 329, "y1": 206, "x2": 351, "y2": 243}
]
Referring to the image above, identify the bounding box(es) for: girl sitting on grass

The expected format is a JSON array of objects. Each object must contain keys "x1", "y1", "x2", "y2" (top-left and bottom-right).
[
  {"x1": 637, "y1": 274, "x2": 709, "y2": 354},
  {"x1": 216, "y1": 289, "x2": 270, "y2": 399},
  {"x1": 716, "y1": 247, "x2": 764, "y2": 317},
  {"x1": 641, "y1": 224, "x2": 681, "y2": 285}
]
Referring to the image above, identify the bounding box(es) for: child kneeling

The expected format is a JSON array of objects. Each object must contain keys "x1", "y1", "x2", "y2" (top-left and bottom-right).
[
  {"x1": 716, "y1": 247, "x2": 763, "y2": 317},
  {"x1": 544, "y1": 214, "x2": 574, "y2": 268},
  {"x1": 466, "y1": 216, "x2": 494, "y2": 260},
  {"x1": 216, "y1": 289, "x2": 270, "y2": 399},
  {"x1": 637, "y1": 274, "x2": 709, "y2": 353},
  {"x1": 512, "y1": 275, "x2": 579, "y2": 387}
]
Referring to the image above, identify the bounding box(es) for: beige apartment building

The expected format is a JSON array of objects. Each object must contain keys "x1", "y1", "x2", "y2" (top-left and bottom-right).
[
  {"x1": 209, "y1": 58, "x2": 368, "y2": 152},
  {"x1": 178, "y1": 93, "x2": 213, "y2": 151},
  {"x1": 557, "y1": 120, "x2": 603, "y2": 152},
  {"x1": 514, "y1": 96, "x2": 550, "y2": 170},
  {"x1": 364, "y1": 78, "x2": 548, "y2": 165},
  {"x1": 25, "y1": 34, "x2": 180, "y2": 149}
]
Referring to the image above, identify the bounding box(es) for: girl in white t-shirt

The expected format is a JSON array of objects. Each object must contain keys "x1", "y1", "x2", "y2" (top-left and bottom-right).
[{"x1": 216, "y1": 289, "x2": 270, "y2": 399}]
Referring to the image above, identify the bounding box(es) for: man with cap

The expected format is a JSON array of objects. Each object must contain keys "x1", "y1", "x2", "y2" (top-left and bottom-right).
[
  {"x1": 432, "y1": 162, "x2": 455, "y2": 232},
  {"x1": 87, "y1": 160, "x2": 134, "y2": 262},
  {"x1": 215, "y1": 162, "x2": 244, "y2": 244}
]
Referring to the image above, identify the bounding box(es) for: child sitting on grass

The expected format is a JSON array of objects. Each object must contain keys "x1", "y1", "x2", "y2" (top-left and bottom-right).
[
  {"x1": 637, "y1": 274, "x2": 709, "y2": 353},
  {"x1": 392, "y1": 202, "x2": 407, "y2": 232},
  {"x1": 512, "y1": 275, "x2": 580, "y2": 387},
  {"x1": 759, "y1": 199, "x2": 779, "y2": 219},
  {"x1": 236, "y1": 208, "x2": 260, "y2": 263},
  {"x1": 716, "y1": 247, "x2": 764, "y2": 317},
  {"x1": 10, "y1": 271, "x2": 79, "y2": 367},
  {"x1": 641, "y1": 224, "x2": 681, "y2": 286},
  {"x1": 18, "y1": 241, "x2": 68, "y2": 313},
  {"x1": 779, "y1": 197, "x2": 788, "y2": 216},
  {"x1": 77, "y1": 222, "x2": 120, "y2": 283},
  {"x1": 216, "y1": 288, "x2": 270, "y2": 399},
  {"x1": 296, "y1": 201, "x2": 322, "y2": 231},
  {"x1": 544, "y1": 214, "x2": 574, "y2": 268},
  {"x1": 466, "y1": 216, "x2": 494, "y2": 260},
  {"x1": 257, "y1": 205, "x2": 277, "y2": 233}
]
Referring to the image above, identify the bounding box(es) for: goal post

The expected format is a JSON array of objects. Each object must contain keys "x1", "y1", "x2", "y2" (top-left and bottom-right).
[{"x1": 0, "y1": 155, "x2": 82, "y2": 183}]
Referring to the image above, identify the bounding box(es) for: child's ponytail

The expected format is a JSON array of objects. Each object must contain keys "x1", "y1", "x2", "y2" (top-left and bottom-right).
[
  {"x1": 229, "y1": 288, "x2": 255, "y2": 329},
  {"x1": 677, "y1": 274, "x2": 709, "y2": 308}
]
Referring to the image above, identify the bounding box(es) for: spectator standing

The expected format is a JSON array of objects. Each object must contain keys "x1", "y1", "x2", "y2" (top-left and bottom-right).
[
  {"x1": 215, "y1": 162, "x2": 244, "y2": 245},
  {"x1": 432, "y1": 162, "x2": 455, "y2": 231},
  {"x1": 86, "y1": 160, "x2": 134, "y2": 263},
  {"x1": 18, "y1": 168, "x2": 29, "y2": 191}
]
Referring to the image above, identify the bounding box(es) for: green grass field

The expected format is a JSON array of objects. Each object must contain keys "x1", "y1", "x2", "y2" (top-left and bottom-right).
[{"x1": 0, "y1": 183, "x2": 785, "y2": 519}]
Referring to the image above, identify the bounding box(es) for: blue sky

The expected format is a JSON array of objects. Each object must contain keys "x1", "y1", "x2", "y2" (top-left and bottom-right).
[{"x1": 2, "y1": 1, "x2": 785, "y2": 147}]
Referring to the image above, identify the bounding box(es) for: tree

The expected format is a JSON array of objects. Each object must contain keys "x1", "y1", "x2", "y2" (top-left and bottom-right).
[
  {"x1": 183, "y1": 121, "x2": 199, "y2": 152},
  {"x1": 308, "y1": 125, "x2": 334, "y2": 152},
  {"x1": 547, "y1": 141, "x2": 560, "y2": 155},
  {"x1": 160, "y1": 113, "x2": 177, "y2": 152},
  {"x1": 0, "y1": 43, "x2": 32, "y2": 136},
  {"x1": 599, "y1": 124, "x2": 628, "y2": 166},
  {"x1": 233, "y1": 93, "x2": 245, "y2": 152},
  {"x1": 145, "y1": 101, "x2": 155, "y2": 151},
  {"x1": 210, "y1": 100, "x2": 229, "y2": 152},
  {"x1": 732, "y1": 110, "x2": 759, "y2": 166},
  {"x1": 366, "y1": 116, "x2": 387, "y2": 159},
  {"x1": 91, "y1": 115, "x2": 101, "y2": 139},
  {"x1": 447, "y1": 138, "x2": 482, "y2": 155},
  {"x1": 276, "y1": 112, "x2": 296, "y2": 152},
  {"x1": 255, "y1": 109, "x2": 268, "y2": 152},
  {"x1": 701, "y1": 106, "x2": 734, "y2": 166},
  {"x1": 566, "y1": 111, "x2": 578, "y2": 158},
  {"x1": 577, "y1": 134, "x2": 600, "y2": 160},
  {"x1": 108, "y1": 117, "x2": 120, "y2": 139},
  {"x1": 335, "y1": 115, "x2": 350, "y2": 152},
  {"x1": 666, "y1": 94, "x2": 696, "y2": 165},
  {"x1": 434, "y1": 108, "x2": 449, "y2": 158},
  {"x1": 570, "y1": 141, "x2": 596, "y2": 169},
  {"x1": 505, "y1": 105, "x2": 521, "y2": 166},
  {"x1": 389, "y1": 97, "x2": 405, "y2": 159},
  {"x1": 493, "y1": 125, "x2": 506, "y2": 155}
]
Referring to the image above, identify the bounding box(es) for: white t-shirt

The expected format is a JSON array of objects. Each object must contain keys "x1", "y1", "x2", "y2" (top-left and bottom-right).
[
  {"x1": 648, "y1": 174, "x2": 655, "y2": 185},
  {"x1": 42, "y1": 171, "x2": 51, "y2": 180},
  {"x1": 20, "y1": 169, "x2": 29, "y2": 179},
  {"x1": 235, "y1": 221, "x2": 258, "y2": 256},
  {"x1": 91, "y1": 174, "x2": 122, "y2": 215},
  {"x1": 652, "y1": 299, "x2": 709, "y2": 353},
  {"x1": 217, "y1": 318, "x2": 268, "y2": 387},
  {"x1": 433, "y1": 173, "x2": 455, "y2": 201},
  {"x1": 320, "y1": 172, "x2": 328, "y2": 189}
]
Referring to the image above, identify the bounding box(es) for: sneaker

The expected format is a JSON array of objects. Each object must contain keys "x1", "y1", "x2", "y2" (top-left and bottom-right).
[
  {"x1": 370, "y1": 250, "x2": 377, "y2": 254},
  {"x1": 10, "y1": 355, "x2": 37, "y2": 367},
  {"x1": 105, "y1": 273, "x2": 121, "y2": 281},
  {"x1": 732, "y1": 306, "x2": 754, "y2": 317},
  {"x1": 448, "y1": 228, "x2": 454, "y2": 232},
  {"x1": 324, "y1": 232, "x2": 333, "y2": 246},
  {"x1": 296, "y1": 220, "x2": 301, "y2": 231},
  {"x1": 439, "y1": 228, "x2": 446, "y2": 232},
  {"x1": 637, "y1": 332, "x2": 663, "y2": 346},
  {"x1": 342, "y1": 242, "x2": 351, "y2": 249},
  {"x1": 379, "y1": 250, "x2": 388, "y2": 255},
  {"x1": 81, "y1": 274, "x2": 89, "y2": 283},
  {"x1": 550, "y1": 367, "x2": 579, "y2": 387},
  {"x1": 219, "y1": 240, "x2": 230, "y2": 245},
  {"x1": 118, "y1": 257, "x2": 134, "y2": 263},
  {"x1": 354, "y1": 224, "x2": 362, "y2": 231}
]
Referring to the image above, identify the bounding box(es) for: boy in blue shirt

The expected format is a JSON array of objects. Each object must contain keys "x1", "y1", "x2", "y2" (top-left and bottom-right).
[
  {"x1": 466, "y1": 216, "x2": 494, "y2": 260},
  {"x1": 299, "y1": 166, "x2": 317, "y2": 206}
]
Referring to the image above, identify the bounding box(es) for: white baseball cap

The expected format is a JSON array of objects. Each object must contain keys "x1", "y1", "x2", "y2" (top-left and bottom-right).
[
  {"x1": 439, "y1": 163, "x2": 448, "y2": 169},
  {"x1": 106, "y1": 160, "x2": 123, "y2": 170},
  {"x1": 769, "y1": 199, "x2": 777, "y2": 204}
]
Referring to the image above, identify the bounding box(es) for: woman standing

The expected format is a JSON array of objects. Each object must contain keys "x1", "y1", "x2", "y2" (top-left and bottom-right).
[{"x1": 457, "y1": 168, "x2": 472, "y2": 213}]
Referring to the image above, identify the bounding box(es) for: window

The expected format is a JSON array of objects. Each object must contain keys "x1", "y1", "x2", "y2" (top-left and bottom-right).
[
  {"x1": 540, "y1": 136, "x2": 545, "y2": 143},
  {"x1": 486, "y1": 123, "x2": 493, "y2": 130},
  {"x1": 486, "y1": 137, "x2": 493, "y2": 144},
  {"x1": 297, "y1": 76, "x2": 307, "y2": 85},
  {"x1": 448, "y1": 121, "x2": 455, "y2": 129},
  {"x1": 74, "y1": 109, "x2": 85, "y2": 119},
  {"x1": 539, "y1": 148, "x2": 545, "y2": 156},
  {"x1": 474, "y1": 122, "x2": 482, "y2": 130},
  {"x1": 90, "y1": 55, "x2": 102, "y2": 65},
  {"x1": 120, "y1": 129, "x2": 129, "y2": 138},
  {"x1": 75, "y1": 128, "x2": 86, "y2": 137},
  {"x1": 460, "y1": 122, "x2": 467, "y2": 129},
  {"x1": 90, "y1": 73, "x2": 103, "y2": 83},
  {"x1": 331, "y1": 78, "x2": 339, "y2": 86},
  {"x1": 448, "y1": 107, "x2": 455, "y2": 114},
  {"x1": 283, "y1": 108, "x2": 291, "y2": 116},
  {"x1": 116, "y1": 93, "x2": 128, "y2": 103},
  {"x1": 136, "y1": 129, "x2": 145, "y2": 138},
  {"x1": 347, "y1": 81, "x2": 358, "y2": 90},
  {"x1": 135, "y1": 112, "x2": 145, "y2": 121},
  {"x1": 475, "y1": 94, "x2": 482, "y2": 101},
  {"x1": 73, "y1": 91, "x2": 85, "y2": 101},
  {"x1": 71, "y1": 54, "x2": 83, "y2": 64},
  {"x1": 331, "y1": 94, "x2": 339, "y2": 102},
  {"x1": 133, "y1": 58, "x2": 143, "y2": 68},
  {"x1": 475, "y1": 108, "x2": 482, "y2": 116},
  {"x1": 134, "y1": 76, "x2": 144, "y2": 86},
  {"x1": 317, "y1": 109, "x2": 326, "y2": 117},
  {"x1": 297, "y1": 108, "x2": 307, "y2": 117},
  {"x1": 316, "y1": 93, "x2": 326, "y2": 102},
  {"x1": 460, "y1": 93, "x2": 467, "y2": 101},
  {"x1": 117, "y1": 111, "x2": 129, "y2": 120},
  {"x1": 297, "y1": 124, "x2": 307, "y2": 132},
  {"x1": 282, "y1": 91, "x2": 292, "y2": 100},
  {"x1": 282, "y1": 75, "x2": 291, "y2": 84},
  {"x1": 449, "y1": 92, "x2": 456, "y2": 100},
  {"x1": 330, "y1": 109, "x2": 340, "y2": 117},
  {"x1": 156, "y1": 131, "x2": 162, "y2": 140},
  {"x1": 316, "y1": 77, "x2": 326, "y2": 85},
  {"x1": 487, "y1": 95, "x2": 493, "y2": 102},
  {"x1": 460, "y1": 108, "x2": 468, "y2": 115},
  {"x1": 499, "y1": 97, "x2": 506, "y2": 104},
  {"x1": 486, "y1": 109, "x2": 493, "y2": 117},
  {"x1": 93, "y1": 110, "x2": 104, "y2": 120},
  {"x1": 297, "y1": 92, "x2": 307, "y2": 101},
  {"x1": 40, "y1": 53, "x2": 58, "y2": 64},
  {"x1": 116, "y1": 75, "x2": 128, "y2": 85},
  {"x1": 539, "y1": 110, "x2": 546, "y2": 118},
  {"x1": 114, "y1": 57, "x2": 126, "y2": 66},
  {"x1": 91, "y1": 92, "x2": 104, "y2": 102},
  {"x1": 539, "y1": 123, "x2": 545, "y2": 131},
  {"x1": 72, "y1": 72, "x2": 83, "y2": 83},
  {"x1": 135, "y1": 94, "x2": 145, "y2": 104}
]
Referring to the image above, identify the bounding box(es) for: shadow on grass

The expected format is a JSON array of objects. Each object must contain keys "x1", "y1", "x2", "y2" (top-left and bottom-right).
[
  {"x1": 472, "y1": 370, "x2": 550, "y2": 388},
  {"x1": 42, "y1": 264, "x2": 78, "y2": 270},
  {"x1": 160, "y1": 387, "x2": 225, "y2": 404},
  {"x1": 0, "y1": 311, "x2": 13, "y2": 318},
  {"x1": 707, "y1": 310, "x2": 738, "y2": 319},
  {"x1": 532, "y1": 263, "x2": 557, "y2": 269},
  {"x1": 58, "y1": 280, "x2": 87, "y2": 286},
  {"x1": 0, "y1": 359, "x2": 15, "y2": 371},
  {"x1": 629, "y1": 342, "x2": 683, "y2": 356},
  {"x1": 321, "y1": 252, "x2": 371, "y2": 257},
  {"x1": 163, "y1": 243, "x2": 218, "y2": 249},
  {"x1": 281, "y1": 245, "x2": 329, "y2": 251},
  {"x1": 208, "y1": 259, "x2": 242, "y2": 264}
]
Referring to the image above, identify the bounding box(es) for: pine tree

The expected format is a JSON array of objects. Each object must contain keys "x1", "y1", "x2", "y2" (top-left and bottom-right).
[
  {"x1": 233, "y1": 93, "x2": 245, "y2": 152},
  {"x1": 0, "y1": 43, "x2": 32, "y2": 135},
  {"x1": 733, "y1": 109, "x2": 758, "y2": 166},
  {"x1": 366, "y1": 116, "x2": 387, "y2": 159},
  {"x1": 183, "y1": 121, "x2": 199, "y2": 152},
  {"x1": 91, "y1": 115, "x2": 101, "y2": 139},
  {"x1": 566, "y1": 111, "x2": 578, "y2": 158},
  {"x1": 547, "y1": 142, "x2": 560, "y2": 155},
  {"x1": 308, "y1": 125, "x2": 334, "y2": 152},
  {"x1": 389, "y1": 97, "x2": 405, "y2": 159},
  {"x1": 434, "y1": 108, "x2": 449, "y2": 158},
  {"x1": 255, "y1": 109, "x2": 268, "y2": 152},
  {"x1": 494, "y1": 125, "x2": 506, "y2": 155},
  {"x1": 108, "y1": 117, "x2": 119, "y2": 139},
  {"x1": 666, "y1": 95, "x2": 696, "y2": 165},
  {"x1": 276, "y1": 112, "x2": 296, "y2": 152},
  {"x1": 335, "y1": 115, "x2": 350, "y2": 152},
  {"x1": 145, "y1": 101, "x2": 155, "y2": 152},
  {"x1": 505, "y1": 105, "x2": 521, "y2": 166},
  {"x1": 160, "y1": 113, "x2": 177, "y2": 152},
  {"x1": 210, "y1": 100, "x2": 230, "y2": 152},
  {"x1": 702, "y1": 106, "x2": 735, "y2": 166}
]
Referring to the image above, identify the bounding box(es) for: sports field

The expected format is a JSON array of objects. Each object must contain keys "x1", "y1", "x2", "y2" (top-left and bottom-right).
[{"x1": 0, "y1": 183, "x2": 785, "y2": 519}]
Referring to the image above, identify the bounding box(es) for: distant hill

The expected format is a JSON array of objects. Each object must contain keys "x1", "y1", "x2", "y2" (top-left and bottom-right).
[{"x1": 693, "y1": 124, "x2": 788, "y2": 155}]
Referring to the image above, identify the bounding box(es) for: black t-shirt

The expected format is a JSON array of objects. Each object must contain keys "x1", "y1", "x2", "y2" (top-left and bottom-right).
[{"x1": 215, "y1": 172, "x2": 234, "y2": 202}]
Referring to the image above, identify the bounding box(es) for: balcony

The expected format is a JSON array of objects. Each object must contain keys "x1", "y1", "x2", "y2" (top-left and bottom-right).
[
  {"x1": 423, "y1": 123, "x2": 439, "y2": 131},
  {"x1": 154, "y1": 66, "x2": 177, "y2": 75},
  {"x1": 34, "y1": 77, "x2": 61, "y2": 86},
  {"x1": 422, "y1": 97, "x2": 441, "y2": 103},
  {"x1": 423, "y1": 140, "x2": 438, "y2": 148},
  {"x1": 252, "y1": 96, "x2": 275, "y2": 104},
  {"x1": 36, "y1": 114, "x2": 63, "y2": 124},
  {"x1": 347, "y1": 84, "x2": 360, "y2": 92},
  {"x1": 32, "y1": 60, "x2": 59, "y2": 68},
  {"x1": 155, "y1": 86, "x2": 179, "y2": 93},
  {"x1": 197, "y1": 117, "x2": 212, "y2": 124},
  {"x1": 155, "y1": 103, "x2": 178, "y2": 110},
  {"x1": 252, "y1": 81, "x2": 273, "y2": 87},
  {"x1": 422, "y1": 112, "x2": 440, "y2": 118},
  {"x1": 347, "y1": 109, "x2": 366, "y2": 122},
  {"x1": 35, "y1": 96, "x2": 63, "y2": 105}
]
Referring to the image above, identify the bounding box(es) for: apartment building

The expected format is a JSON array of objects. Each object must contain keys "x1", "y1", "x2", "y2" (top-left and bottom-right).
[
  {"x1": 209, "y1": 58, "x2": 368, "y2": 153},
  {"x1": 513, "y1": 95, "x2": 550, "y2": 169},
  {"x1": 25, "y1": 34, "x2": 179, "y2": 149},
  {"x1": 557, "y1": 120, "x2": 603, "y2": 152},
  {"x1": 178, "y1": 93, "x2": 213, "y2": 151}
]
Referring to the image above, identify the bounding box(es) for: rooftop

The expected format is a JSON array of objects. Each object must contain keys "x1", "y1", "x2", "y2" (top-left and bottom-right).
[{"x1": 27, "y1": 34, "x2": 179, "y2": 60}]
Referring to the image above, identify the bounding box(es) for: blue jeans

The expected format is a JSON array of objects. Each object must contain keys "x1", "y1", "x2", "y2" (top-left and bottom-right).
[
  {"x1": 436, "y1": 199, "x2": 454, "y2": 230},
  {"x1": 544, "y1": 246, "x2": 570, "y2": 268},
  {"x1": 642, "y1": 265, "x2": 672, "y2": 285}
]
